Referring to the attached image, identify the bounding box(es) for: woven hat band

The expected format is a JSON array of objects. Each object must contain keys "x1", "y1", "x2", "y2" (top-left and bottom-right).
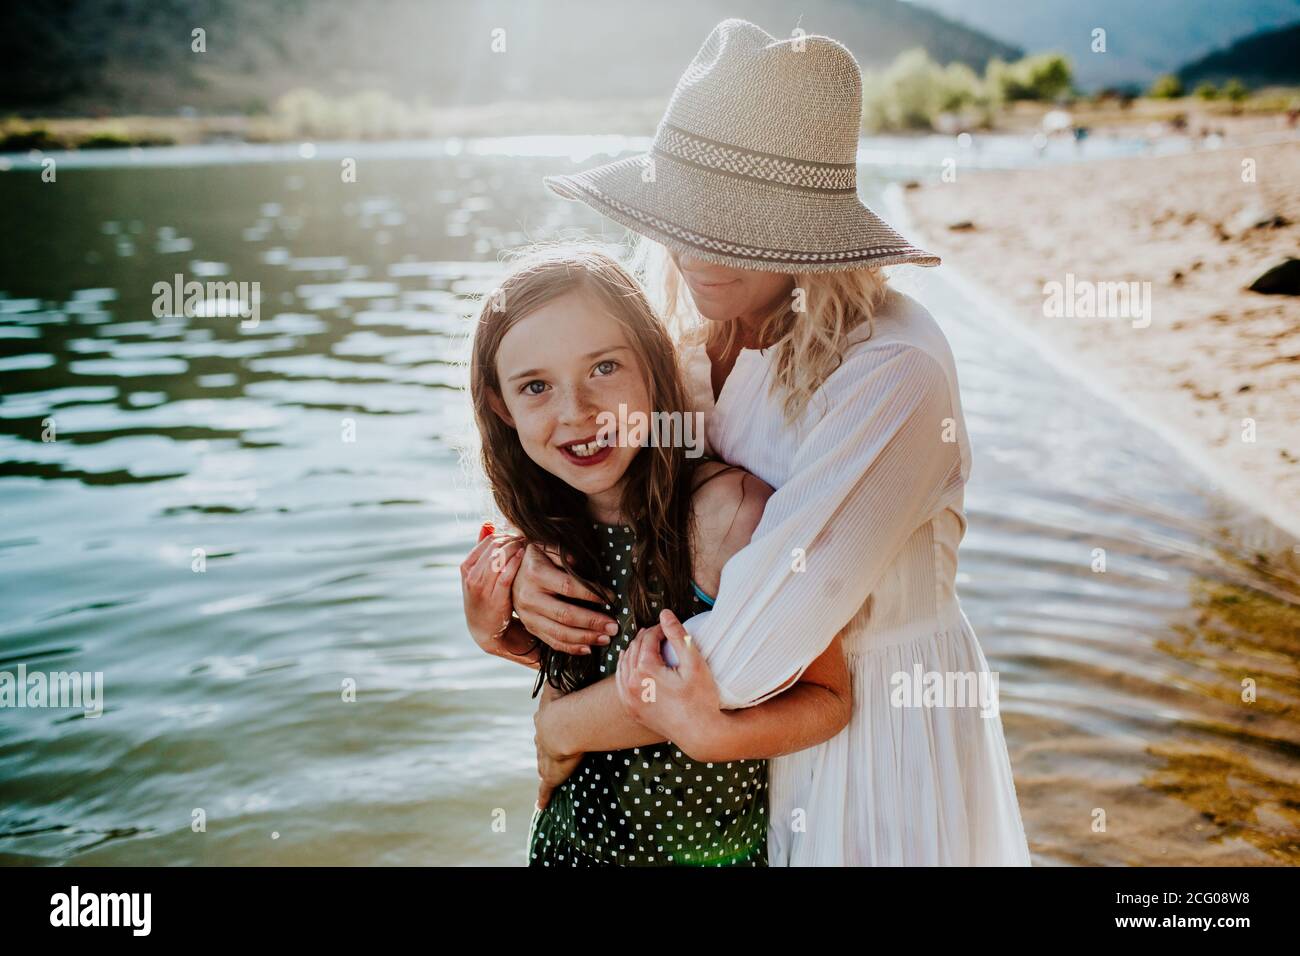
[{"x1": 652, "y1": 123, "x2": 858, "y2": 195}]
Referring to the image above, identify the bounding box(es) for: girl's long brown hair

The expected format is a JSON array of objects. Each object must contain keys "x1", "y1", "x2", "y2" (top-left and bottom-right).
[{"x1": 470, "y1": 244, "x2": 701, "y2": 694}]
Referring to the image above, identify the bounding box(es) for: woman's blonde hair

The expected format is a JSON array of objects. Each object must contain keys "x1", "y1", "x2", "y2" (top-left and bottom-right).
[{"x1": 629, "y1": 236, "x2": 891, "y2": 423}]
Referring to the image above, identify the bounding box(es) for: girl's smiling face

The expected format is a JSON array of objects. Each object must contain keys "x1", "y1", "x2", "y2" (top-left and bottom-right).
[{"x1": 489, "y1": 287, "x2": 652, "y2": 511}]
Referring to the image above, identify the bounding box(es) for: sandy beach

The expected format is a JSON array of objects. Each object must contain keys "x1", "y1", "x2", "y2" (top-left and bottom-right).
[{"x1": 904, "y1": 137, "x2": 1300, "y2": 538}]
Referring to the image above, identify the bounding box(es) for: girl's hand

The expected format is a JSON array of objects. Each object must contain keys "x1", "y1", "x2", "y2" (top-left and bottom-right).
[
  {"x1": 512, "y1": 544, "x2": 619, "y2": 655},
  {"x1": 615, "y1": 609, "x2": 723, "y2": 759},
  {"x1": 460, "y1": 531, "x2": 526, "y2": 656},
  {"x1": 534, "y1": 681, "x2": 581, "y2": 809}
]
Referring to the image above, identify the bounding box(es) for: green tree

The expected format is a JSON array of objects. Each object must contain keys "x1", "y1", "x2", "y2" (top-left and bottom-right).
[
  {"x1": 1021, "y1": 53, "x2": 1073, "y2": 101},
  {"x1": 1150, "y1": 74, "x2": 1184, "y2": 99},
  {"x1": 861, "y1": 48, "x2": 998, "y2": 132},
  {"x1": 986, "y1": 53, "x2": 1073, "y2": 102}
]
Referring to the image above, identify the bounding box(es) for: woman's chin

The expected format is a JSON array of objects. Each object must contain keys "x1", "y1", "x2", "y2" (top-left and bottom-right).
[{"x1": 694, "y1": 302, "x2": 739, "y2": 323}]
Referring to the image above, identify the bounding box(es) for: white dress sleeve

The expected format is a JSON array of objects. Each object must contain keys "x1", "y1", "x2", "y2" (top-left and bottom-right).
[{"x1": 682, "y1": 342, "x2": 964, "y2": 709}]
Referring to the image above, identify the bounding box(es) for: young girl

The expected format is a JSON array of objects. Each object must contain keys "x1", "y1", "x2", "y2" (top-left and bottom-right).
[{"x1": 460, "y1": 245, "x2": 851, "y2": 866}]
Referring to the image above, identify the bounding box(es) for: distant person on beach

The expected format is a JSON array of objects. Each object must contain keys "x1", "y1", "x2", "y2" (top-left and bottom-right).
[{"x1": 463, "y1": 18, "x2": 1031, "y2": 865}]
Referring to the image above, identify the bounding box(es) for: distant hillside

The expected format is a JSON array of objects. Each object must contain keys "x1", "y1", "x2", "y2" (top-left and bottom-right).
[
  {"x1": 909, "y1": 0, "x2": 1300, "y2": 89},
  {"x1": 0, "y1": 0, "x2": 1020, "y2": 115},
  {"x1": 1177, "y1": 22, "x2": 1300, "y2": 87}
]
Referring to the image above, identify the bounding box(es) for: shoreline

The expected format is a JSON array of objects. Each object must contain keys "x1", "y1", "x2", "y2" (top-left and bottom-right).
[
  {"x1": 4, "y1": 94, "x2": 1296, "y2": 153},
  {"x1": 896, "y1": 139, "x2": 1300, "y2": 542}
]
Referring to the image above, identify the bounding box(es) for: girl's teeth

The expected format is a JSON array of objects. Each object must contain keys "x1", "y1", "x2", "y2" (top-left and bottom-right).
[{"x1": 567, "y1": 436, "x2": 612, "y2": 457}]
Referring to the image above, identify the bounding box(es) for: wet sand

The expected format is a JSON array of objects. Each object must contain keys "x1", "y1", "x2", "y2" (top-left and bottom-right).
[{"x1": 903, "y1": 139, "x2": 1300, "y2": 539}]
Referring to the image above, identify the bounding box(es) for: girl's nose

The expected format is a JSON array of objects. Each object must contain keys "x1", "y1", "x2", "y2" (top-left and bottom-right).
[{"x1": 556, "y1": 384, "x2": 596, "y2": 425}]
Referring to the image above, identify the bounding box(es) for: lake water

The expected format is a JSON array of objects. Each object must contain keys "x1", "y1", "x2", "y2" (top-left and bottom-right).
[{"x1": 1, "y1": 135, "x2": 1297, "y2": 865}]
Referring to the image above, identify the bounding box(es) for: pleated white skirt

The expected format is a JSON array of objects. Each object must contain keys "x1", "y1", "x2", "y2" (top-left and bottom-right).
[{"x1": 766, "y1": 604, "x2": 1031, "y2": 866}]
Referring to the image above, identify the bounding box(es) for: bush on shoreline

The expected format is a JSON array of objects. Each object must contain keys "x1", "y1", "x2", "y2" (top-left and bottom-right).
[
  {"x1": 987, "y1": 53, "x2": 1073, "y2": 103},
  {"x1": 861, "y1": 49, "x2": 1073, "y2": 133},
  {"x1": 0, "y1": 120, "x2": 175, "y2": 152}
]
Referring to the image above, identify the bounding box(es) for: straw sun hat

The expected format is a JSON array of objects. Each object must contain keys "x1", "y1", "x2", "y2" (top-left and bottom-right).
[{"x1": 544, "y1": 18, "x2": 939, "y2": 273}]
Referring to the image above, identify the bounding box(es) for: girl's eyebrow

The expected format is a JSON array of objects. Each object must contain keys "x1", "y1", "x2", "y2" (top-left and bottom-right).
[{"x1": 506, "y1": 345, "x2": 630, "y2": 382}]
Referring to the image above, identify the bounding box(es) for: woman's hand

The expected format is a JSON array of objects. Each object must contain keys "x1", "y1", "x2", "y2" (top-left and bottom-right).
[
  {"x1": 534, "y1": 680, "x2": 581, "y2": 809},
  {"x1": 460, "y1": 531, "x2": 526, "y2": 657},
  {"x1": 512, "y1": 543, "x2": 619, "y2": 654},
  {"x1": 615, "y1": 609, "x2": 724, "y2": 760}
]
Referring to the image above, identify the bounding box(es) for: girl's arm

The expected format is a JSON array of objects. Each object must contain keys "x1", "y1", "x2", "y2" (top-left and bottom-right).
[
  {"x1": 536, "y1": 674, "x2": 659, "y2": 753},
  {"x1": 536, "y1": 626, "x2": 850, "y2": 763}
]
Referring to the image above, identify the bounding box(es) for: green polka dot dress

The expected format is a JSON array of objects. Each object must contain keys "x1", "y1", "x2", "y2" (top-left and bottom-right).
[{"x1": 526, "y1": 521, "x2": 769, "y2": 867}]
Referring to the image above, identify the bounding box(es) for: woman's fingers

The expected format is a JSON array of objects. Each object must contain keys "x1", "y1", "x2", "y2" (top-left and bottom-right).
[
  {"x1": 539, "y1": 631, "x2": 603, "y2": 656},
  {"x1": 633, "y1": 625, "x2": 661, "y2": 674},
  {"x1": 543, "y1": 592, "x2": 612, "y2": 632},
  {"x1": 489, "y1": 536, "x2": 526, "y2": 571},
  {"x1": 466, "y1": 532, "x2": 512, "y2": 580},
  {"x1": 467, "y1": 540, "x2": 504, "y2": 591},
  {"x1": 490, "y1": 548, "x2": 524, "y2": 602},
  {"x1": 615, "y1": 638, "x2": 639, "y2": 712},
  {"x1": 459, "y1": 533, "x2": 497, "y2": 579},
  {"x1": 517, "y1": 601, "x2": 610, "y2": 652},
  {"x1": 528, "y1": 547, "x2": 609, "y2": 607},
  {"x1": 508, "y1": 543, "x2": 621, "y2": 652},
  {"x1": 623, "y1": 631, "x2": 640, "y2": 679},
  {"x1": 656, "y1": 609, "x2": 695, "y2": 675},
  {"x1": 464, "y1": 529, "x2": 517, "y2": 568},
  {"x1": 517, "y1": 598, "x2": 616, "y2": 649},
  {"x1": 538, "y1": 543, "x2": 576, "y2": 569},
  {"x1": 514, "y1": 547, "x2": 616, "y2": 639}
]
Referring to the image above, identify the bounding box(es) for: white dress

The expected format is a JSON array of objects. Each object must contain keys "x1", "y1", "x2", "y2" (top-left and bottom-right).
[{"x1": 678, "y1": 288, "x2": 1031, "y2": 866}]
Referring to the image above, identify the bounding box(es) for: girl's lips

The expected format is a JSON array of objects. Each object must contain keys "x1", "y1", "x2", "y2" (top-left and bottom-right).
[
  {"x1": 557, "y1": 432, "x2": 617, "y2": 468},
  {"x1": 559, "y1": 443, "x2": 615, "y2": 468}
]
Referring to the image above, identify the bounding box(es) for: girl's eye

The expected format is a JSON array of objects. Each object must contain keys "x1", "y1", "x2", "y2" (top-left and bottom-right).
[
  {"x1": 521, "y1": 380, "x2": 548, "y2": 396},
  {"x1": 594, "y1": 359, "x2": 619, "y2": 376}
]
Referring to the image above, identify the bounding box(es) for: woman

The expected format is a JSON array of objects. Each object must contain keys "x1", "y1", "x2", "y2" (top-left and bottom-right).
[{"x1": 471, "y1": 18, "x2": 1031, "y2": 865}]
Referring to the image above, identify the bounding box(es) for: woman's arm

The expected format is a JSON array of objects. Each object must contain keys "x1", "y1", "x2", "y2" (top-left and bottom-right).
[
  {"x1": 536, "y1": 621, "x2": 850, "y2": 762},
  {"x1": 681, "y1": 344, "x2": 964, "y2": 709},
  {"x1": 680, "y1": 631, "x2": 850, "y2": 762}
]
